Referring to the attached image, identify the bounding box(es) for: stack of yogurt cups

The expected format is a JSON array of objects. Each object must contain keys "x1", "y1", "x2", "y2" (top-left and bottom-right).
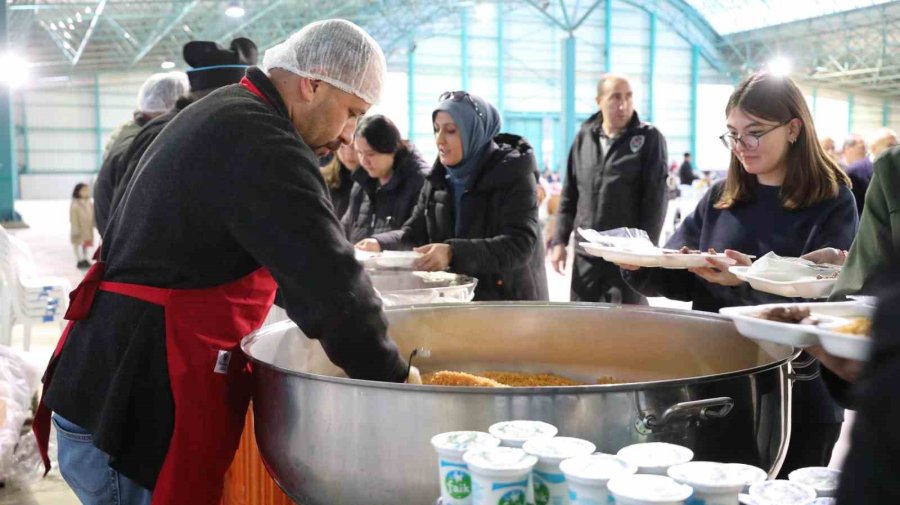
[{"x1": 431, "y1": 422, "x2": 839, "y2": 505}]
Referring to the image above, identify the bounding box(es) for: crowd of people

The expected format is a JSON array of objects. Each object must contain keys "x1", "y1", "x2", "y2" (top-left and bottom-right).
[{"x1": 46, "y1": 15, "x2": 900, "y2": 505}]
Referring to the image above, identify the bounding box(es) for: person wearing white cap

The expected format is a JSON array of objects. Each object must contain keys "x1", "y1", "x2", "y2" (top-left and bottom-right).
[
  {"x1": 94, "y1": 72, "x2": 188, "y2": 234},
  {"x1": 33, "y1": 19, "x2": 416, "y2": 505}
]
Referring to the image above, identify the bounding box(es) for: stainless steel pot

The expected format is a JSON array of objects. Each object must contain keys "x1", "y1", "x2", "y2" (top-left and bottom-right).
[
  {"x1": 369, "y1": 271, "x2": 477, "y2": 306},
  {"x1": 242, "y1": 302, "x2": 799, "y2": 505}
]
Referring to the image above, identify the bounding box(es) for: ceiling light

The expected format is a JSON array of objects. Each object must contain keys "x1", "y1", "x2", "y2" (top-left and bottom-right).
[
  {"x1": 767, "y1": 56, "x2": 792, "y2": 77},
  {"x1": 475, "y1": 2, "x2": 495, "y2": 21},
  {"x1": 68, "y1": 23, "x2": 75, "y2": 30},
  {"x1": 67, "y1": 17, "x2": 73, "y2": 24},
  {"x1": 76, "y1": 13, "x2": 83, "y2": 23},
  {"x1": 183, "y1": 24, "x2": 192, "y2": 33},
  {"x1": 63, "y1": 31, "x2": 72, "y2": 39},
  {"x1": 50, "y1": 22, "x2": 57, "y2": 30},
  {"x1": 161, "y1": 61, "x2": 176, "y2": 69},
  {"x1": 0, "y1": 53, "x2": 31, "y2": 89},
  {"x1": 85, "y1": 7, "x2": 92, "y2": 14},
  {"x1": 63, "y1": 41, "x2": 72, "y2": 49},
  {"x1": 225, "y1": 1, "x2": 245, "y2": 18}
]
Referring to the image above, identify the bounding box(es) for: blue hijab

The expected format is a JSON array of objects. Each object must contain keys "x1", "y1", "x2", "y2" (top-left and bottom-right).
[{"x1": 433, "y1": 93, "x2": 501, "y2": 224}]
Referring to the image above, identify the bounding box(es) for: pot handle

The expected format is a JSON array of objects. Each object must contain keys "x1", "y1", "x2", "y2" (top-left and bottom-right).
[{"x1": 640, "y1": 397, "x2": 734, "y2": 430}]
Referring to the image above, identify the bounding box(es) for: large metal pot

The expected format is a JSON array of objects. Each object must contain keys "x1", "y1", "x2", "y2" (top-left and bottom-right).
[{"x1": 242, "y1": 303, "x2": 798, "y2": 505}]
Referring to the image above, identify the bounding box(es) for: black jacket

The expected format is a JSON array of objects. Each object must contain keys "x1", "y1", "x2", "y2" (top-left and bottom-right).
[
  {"x1": 678, "y1": 161, "x2": 697, "y2": 186},
  {"x1": 554, "y1": 111, "x2": 668, "y2": 247},
  {"x1": 375, "y1": 134, "x2": 549, "y2": 302},
  {"x1": 43, "y1": 67, "x2": 407, "y2": 489},
  {"x1": 341, "y1": 149, "x2": 428, "y2": 243},
  {"x1": 94, "y1": 116, "x2": 149, "y2": 235}
]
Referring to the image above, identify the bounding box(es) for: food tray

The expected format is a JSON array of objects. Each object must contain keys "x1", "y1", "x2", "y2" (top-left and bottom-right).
[
  {"x1": 730, "y1": 266, "x2": 837, "y2": 299},
  {"x1": 579, "y1": 242, "x2": 664, "y2": 267},
  {"x1": 720, "y1": 302, "x2": 873, "y2": 360}
]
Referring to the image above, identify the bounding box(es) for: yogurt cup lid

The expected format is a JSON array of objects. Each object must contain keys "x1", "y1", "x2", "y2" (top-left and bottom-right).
[
  {"x1": 616, "y1": 442, "x2": 694, "y2": 469},
  {"x1": 749, "y1": 480, "x2": 817, "y2": 505},
  {"x1": 488, "y1": 420, "x2": 558, "y2": 443},
  {"x1": 788, "y1": 467, "x2": 841, "y2": 491},
  {"x1": 560, "y1": 454, "x2": 637, "y2": 483},
  {"x1": 607, "y1": 474, "x2": 694, "y2": 502},
  {"x1": 463, "y1": 447, "x2": 538, "y2": 474},
  {"x1": 667, "y1": 461, "x2": 748, "y2": 489},
  {"x1": 722, "y1": 464, "x2": 768, "y2": 487},
  {"x1": 431, "y1": 431, "x2": 500, "y2": 455},
  {"x1": 523, "y1": 436, "x2": 597, "y2": 462}
]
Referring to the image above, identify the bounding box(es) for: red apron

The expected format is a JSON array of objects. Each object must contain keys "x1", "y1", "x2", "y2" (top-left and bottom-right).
[{"x1": 33, "y1": 78, "x2": 280, "y2": 505}]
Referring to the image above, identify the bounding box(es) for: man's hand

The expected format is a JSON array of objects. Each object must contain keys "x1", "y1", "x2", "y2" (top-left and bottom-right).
[
  {"x1": 550, "y1": 244, "x2": 567, "y2": 274},
  {"x1": 806, "y1": 346, "x2": 864, "y2": 383},
  {"x1": 413, "y1": 244, "x2": 453, "y2": 271},
  {"x1": 802, "y1": 248, "x2": 846, "y2": 266},
  {"x1": 355, "y1": 238, "x2": 382, "y2": 252}
]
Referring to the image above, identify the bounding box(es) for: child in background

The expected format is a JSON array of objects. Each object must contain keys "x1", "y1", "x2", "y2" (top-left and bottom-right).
[{"x1": 70, "y1": 183, "x2": 95, "y2": 269}]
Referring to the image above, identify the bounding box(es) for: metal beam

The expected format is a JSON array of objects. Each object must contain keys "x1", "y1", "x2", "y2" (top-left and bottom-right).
[
  {"x1": 0, "y1": 0, "x2": 20, "y2": 222},
  {"x1": 648, "y1": 11, "x2": 656, "y2": 122},
  {"x1": 460, "y1": 7, "x2": 469, "y2": 90},
  {"x1": 690, "y1": 44, "x2": 699, "y2": 160},
  {"x1": 94, "y1": 74, "x2": 103, "y2": 169},
  {"x1": 563, "y1": 35, "x2": 576, "y2": 158},
  {"x1": 73, "y1": 0, "x2": 108, "y2": 66},
  {"x1": 407, "y1": 40, "x2": 416, "y2": 142},
  {"x1": 523, "y1": 0, "x2": 570, "y2": 32},
  {"x1": 847, "y1": 93, "x2": 854, "y2": 133},
  {"x1": 214, "y1": 0, "x2": 286, "y2": 44},
  {"x1": 884, "y1": 100, "x2": 891, "y2": 127},
  {"x1": 130, "y1": 1, "x2": 198, "y2": 66},
  {"x1": 571, "y1": 0, "x2": 603, "y2": 32}
]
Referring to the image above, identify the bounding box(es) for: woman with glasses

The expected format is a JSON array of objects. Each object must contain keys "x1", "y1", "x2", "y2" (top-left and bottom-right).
[
  {"x1": 356, "y1": 91, "x2": 548, "y2": 301},
  {"x1": 341, "y1": 114, "x2": 428, "y2": 243},
  {"x1": 618, "y1": 72, "x2": 857, "y2": 476}
]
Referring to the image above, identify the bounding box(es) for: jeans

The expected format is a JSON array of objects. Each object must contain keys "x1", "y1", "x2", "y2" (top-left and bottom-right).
[{"x1": 53, "y1": 414, "x2": 153, "y2": 505}]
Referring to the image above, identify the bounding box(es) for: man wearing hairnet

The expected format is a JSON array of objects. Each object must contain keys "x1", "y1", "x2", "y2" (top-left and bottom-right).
[
  {"x1": 94, "y1": 72, "x2": 187, "y2": 235},
  {"x1": 33, "y1": 20, "x2": 416, "y2": 505}
]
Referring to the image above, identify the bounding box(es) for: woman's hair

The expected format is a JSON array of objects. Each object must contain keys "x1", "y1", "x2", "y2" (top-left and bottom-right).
[
  {"x1": 355, "y1": 115, "x2": 410, "y2": 156},
  {"x1": 321, "y1": 156, "x2": 343, "y2": 190},
  {"x1": 716, "y1": 72, "x2": 850, "y2": 210},
  {"x1": 72, "y1": 183, "x2": 88, "y2": 199}
]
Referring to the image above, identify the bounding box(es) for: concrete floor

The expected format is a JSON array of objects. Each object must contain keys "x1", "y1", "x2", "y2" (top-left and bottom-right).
[{"x1": 0, "y1": 199, "x2": 851, "y2": 504}]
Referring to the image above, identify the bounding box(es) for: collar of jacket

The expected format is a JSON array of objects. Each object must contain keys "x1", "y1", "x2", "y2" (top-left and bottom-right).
[
  {"x1": 587, "y1": 110, "x2": 642, "y2": 138},
  {"x1": 427, "y1": 134, "x2": 536, "y2": 192},
  {"x1": 244, "y1": 66, "x2": 291, "y2": 119},
  {"x1": 351, "y1": 149, "x2": 414, "y2": 194},
  {"x1": 428, "y1": 141, "x2": 499, "y2": 192}
]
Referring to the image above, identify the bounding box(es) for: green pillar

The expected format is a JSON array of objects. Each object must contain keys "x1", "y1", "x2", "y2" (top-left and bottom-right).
[
  {"x1": 847, "y1": 94, "x2": 854, "y2": 133},
  {"x1": 647, "y1": 12, "x2": 656, "y2": 122},
  {"x1": 690, "y1": 45, "x2": 699, "y2": 160},
  {"x1": 604, "y1": 0, "x2": 612, "y2": 73},
  {"x1": 562, "y1": 35, "x2": 576, "y2": 171},
  {"x1": 812, "y1": 86, "x2": 818, "y2": 115},
  {"x1": 0, "y1": 0, "x2": 22, "y2": 222},
  {"x1": 461, "y1": 8, "x2": 469, "y2": 90},
  {"x1": 496, "y1": 0, "x2": 505, "y2": 125},
  {"x1": 407, "y1": 41, "x2": 416, "y2": 142},
  {"x1": 94, "y1": 74, "x2": 103, "y2": 170},
  {"x1": 884, "y1": 100, "x2": 891, "y2": 127}
]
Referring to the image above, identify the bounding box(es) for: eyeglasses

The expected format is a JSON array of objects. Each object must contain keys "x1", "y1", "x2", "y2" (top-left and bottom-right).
[
  {"x1": 439, "y1": 90, "x2": 486, "y2": 119},
  {"x1": 719, "y1": 121, "x2": 790, "y2": 151}
]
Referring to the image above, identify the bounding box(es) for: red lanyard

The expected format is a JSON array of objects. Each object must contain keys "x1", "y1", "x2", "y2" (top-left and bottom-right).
[{"x1": 239, "y1": 76, "x2": 274, "y2": 108}]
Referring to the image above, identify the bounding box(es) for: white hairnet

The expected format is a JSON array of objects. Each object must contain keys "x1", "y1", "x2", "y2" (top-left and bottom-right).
[
  {"x1": 137, "y1": 72, "x2": 189, "y2": 114},
  {"x1": 262, "y1": 19, "x2": 386, "y2": 105}
]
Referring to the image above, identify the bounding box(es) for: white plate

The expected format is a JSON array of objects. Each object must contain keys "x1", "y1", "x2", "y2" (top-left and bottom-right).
[
  {"x1": 579, "y1": 242, "x2": 664, "y2": 267},
  {"x1": 815, "y1": 320, "x2": 873, "y2": 361},
  {"x1": 719, "y1": 302, "x2": 871, "y2": 350},
  {"x1": 730, "y1": 266, "x2": 837, "y2": 299},
  {"x1": 373, "y1": 251, "x2": 422, "y2": 269},
  {"x1": 659, "y1": 251, "x2": 735, "y2": 269}
]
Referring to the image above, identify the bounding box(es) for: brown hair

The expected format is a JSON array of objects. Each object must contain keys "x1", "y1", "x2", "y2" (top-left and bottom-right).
[
  {"x1": 320, "y1": 156, "x2": 344, "y2": 190},
  {"x1": 715, "y1": 72, "x2": 850, "y2": 210}
]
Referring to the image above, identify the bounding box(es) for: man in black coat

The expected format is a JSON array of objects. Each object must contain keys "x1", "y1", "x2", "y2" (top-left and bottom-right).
[
  {"x1": 103, "y1": 38, "x2": 259, "y2": 235},
  {"x1": 41, "y1": 19, "x2": 411, "y2": 500},
  {"x1": 550, "y1": 74, "x2": 668, "y2": 304},
  {"x1": 93, "y1": 73, "x2": 188, "y2": 234},
  {"x1": 678, "y1": 152, "x2": 697, "y2": 186}
]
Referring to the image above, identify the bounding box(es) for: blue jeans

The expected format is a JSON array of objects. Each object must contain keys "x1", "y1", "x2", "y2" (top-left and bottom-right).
[{"x1": 53, "y1": 414, "x2": 153, "y2": 505}]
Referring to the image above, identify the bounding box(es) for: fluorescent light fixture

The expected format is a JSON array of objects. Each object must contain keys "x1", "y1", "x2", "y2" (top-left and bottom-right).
[
  {"x1": 76, "y1": 12, "x2": 83, "y2": 23},
  {"x1": 85, "y1": 7, "x2": 92, "y2": 14},
  {"x1": 67, "y1": 17, "x2": 73, "y2": 24},
  {"x1": 767, "y1": 56, "x2": 792, "y2": 77},
  {"x1": 63, "y1": 31, "x2": 72, "y2": 40},
  {"x1": 50, "y1": 22, "x2": 57, "y2": 30},
  {"x1": 225, "y1": 1, "x2": 245, "y2": 18},
  {"x1": 0, "y1": 53, "x2": 31, "y2": 89},
  {"x1": 161, "y1": 61, "x2": 176, "y2": 69}
]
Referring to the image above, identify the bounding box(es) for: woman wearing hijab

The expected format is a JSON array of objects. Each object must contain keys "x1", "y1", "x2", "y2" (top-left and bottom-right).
[{"x1": 356, "y1": 91, "x2": 548, "y2": 301}]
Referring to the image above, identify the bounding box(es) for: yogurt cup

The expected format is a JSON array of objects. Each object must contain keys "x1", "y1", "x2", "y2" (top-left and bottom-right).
[
  {"x1": 607, "y1": 474, "x2": 694, "y2": 505},
  {"x1": 667, "y1": 461, "x2": 752, "y2": 505},
  {"x1": 722, "y1": 464, "x2": 767, "y2": 493},
  {"x1": 431, "y1": 431, "x2": 502, "y2": 505},
  {"x1": 560, "y1": 454, "x2": 638, "y2": 505},
  {"x1": 463, "y1": 447, "x2": 538, "y2": 505},
  {"x1": 489, "y1": 420, "x2": 559, "y2": 448},
  {"x1": 748, "y1": 480, "x2": 817, "y2": 505},
  {"x1": 523, "y1": 436, "x2": 597, "y2": 505},
  {"x1": 616, "y1": 442, "x2": 694, "y2": 475},
  {"x1": 788, "y1": 467, "x2": 841, "y2": 497}
]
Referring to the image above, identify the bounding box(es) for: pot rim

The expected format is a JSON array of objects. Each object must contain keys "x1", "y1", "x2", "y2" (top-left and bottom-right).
[{"x1": 242, "y1": 302, "x2": 801, "y2": 394}]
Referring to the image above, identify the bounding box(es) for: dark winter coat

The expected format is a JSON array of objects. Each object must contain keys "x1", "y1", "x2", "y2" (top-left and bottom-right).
[
  {"x1": 375, "y1": 134, "x2": 549, "y2": 302},
  {"x1": 94, "y1": 116, "x2": 148, "y2": 235},
  {"x1": 341, "y1": 149, "x2": 428, "y2": 243},
  {"x1": 326, "y1": 165, "x2": 355, "y2": 220}
]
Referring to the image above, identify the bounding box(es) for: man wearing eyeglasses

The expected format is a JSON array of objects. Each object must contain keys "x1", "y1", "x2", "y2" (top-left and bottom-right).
[{"x1": 550, "y1": 74, "x2": 669, "y2": 304}]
